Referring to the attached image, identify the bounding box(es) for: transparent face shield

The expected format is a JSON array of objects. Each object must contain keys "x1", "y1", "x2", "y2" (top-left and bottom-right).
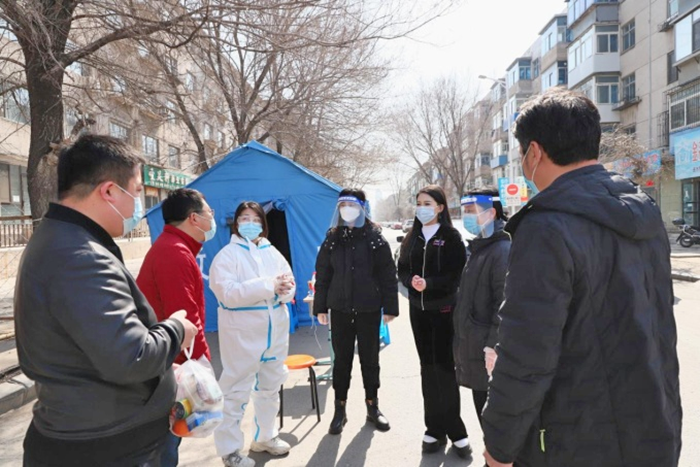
[
  {"x1": 330, "y1": 196, "x2": 368, "y2": 228},
  {"x1": 461, "y1": 195, "x2": 498, "y2": 238}
]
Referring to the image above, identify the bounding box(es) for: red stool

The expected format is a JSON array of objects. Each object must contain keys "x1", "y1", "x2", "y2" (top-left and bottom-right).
[{"x1": 279, "y1": 354, "x2": 320, "y2": 428}]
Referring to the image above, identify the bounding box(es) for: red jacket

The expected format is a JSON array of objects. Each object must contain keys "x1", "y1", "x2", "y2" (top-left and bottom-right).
[{"x1": 137, "y1": 225, "x2": 211, "y2": 364}]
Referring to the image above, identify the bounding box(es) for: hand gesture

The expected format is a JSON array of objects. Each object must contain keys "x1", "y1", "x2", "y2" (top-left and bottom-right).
[
  {"x1": 275, "y1": 273, "x2": 295, "y2": 295},
  {"x1": 170, "y1": 309, "x2": 198, "y2": 351},
  {"x1": 411, "y1": 275, "x2": 427, "y2": 292},
  {"x1": 484, "y1": 347, "x2": 498, "y2": 377},
  {"x1": 317, "y1": 313, "x2": 329, "y2": 325},
  {"x1": 383, "y1": 315, "x2": 395, "y2": 325}
]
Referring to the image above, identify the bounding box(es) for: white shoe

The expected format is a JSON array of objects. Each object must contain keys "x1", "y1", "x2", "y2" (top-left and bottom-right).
[
  {"x1": 250, "y1": 436, "x2": 291, "y2": 456},
  {"x1": 222, "y1": 450, "x2": 256, "y2": 467}
]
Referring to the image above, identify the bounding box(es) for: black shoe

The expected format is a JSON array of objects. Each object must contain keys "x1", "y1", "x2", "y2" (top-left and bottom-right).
[
  {"x1": 328, "y1": 400, "x2": 347, "y2": 435},
  {"x1": 452, "y1": 438, "x2": 472, "y2": 459},
  {"x1": 422, "y1": 435, "x2": 447, "y2": 453},
  {"x1": 365, "y1": 398, "x2": 390, "y2": 432}
]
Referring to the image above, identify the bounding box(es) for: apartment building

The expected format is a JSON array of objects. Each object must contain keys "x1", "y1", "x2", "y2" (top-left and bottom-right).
[
  {"x1": 485, "y1": 13, "x2": 570, "y2": 214},
  {"x1": 0, "y1": 25, "x2": 234, "y2": 223},
  {"x1": 666, "y1": 0, "x2": 700, "y2": 228}
]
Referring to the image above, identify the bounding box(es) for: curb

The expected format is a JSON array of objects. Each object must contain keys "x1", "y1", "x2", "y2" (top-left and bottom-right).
[
  {"x1": 0, "y1": 372, "x2": 35, "y2": 417},
  {"x1": 671, "y1": 271, "x2": 700, "y2": 282}
]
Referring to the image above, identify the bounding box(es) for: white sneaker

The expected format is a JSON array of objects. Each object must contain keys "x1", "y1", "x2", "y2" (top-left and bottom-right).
[
  {"x1": 250, "y1": 436, "x2": 291, "y2": 456},
  {"x1": 222, "y1": 450, "x2": 256, "y2": 467}
]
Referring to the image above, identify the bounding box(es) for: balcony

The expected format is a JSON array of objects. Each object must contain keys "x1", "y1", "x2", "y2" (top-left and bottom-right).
[
  {"x1": 613, "y1": 96, "x2": 641, "y2": 111},
  {"x1": 568, "y1": 54, "x2": 620, "y2": 88},
  {"x1": 491, "y1": 155, "x2": 508, "y2": 169}
]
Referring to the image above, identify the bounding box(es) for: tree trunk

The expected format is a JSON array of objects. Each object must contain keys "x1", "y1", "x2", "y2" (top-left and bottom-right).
[{"x1": 26, "y1": 61, "x2": 65, "y2": 221}]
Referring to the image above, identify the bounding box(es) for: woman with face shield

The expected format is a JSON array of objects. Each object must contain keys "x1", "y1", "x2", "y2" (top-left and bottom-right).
[
  {"x1": 209, "y1": 201, "x2": 296, "y2": 467},
  {"x1": 452, "y1": 189, "x2": 511, "y2": 436},
  {"x1": 313, "y1": 189, "x2": 399, "y2": 436}
]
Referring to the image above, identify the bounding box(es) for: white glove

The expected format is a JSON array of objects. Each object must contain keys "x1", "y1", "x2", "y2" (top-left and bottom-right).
[{"x1": 484, "y1": 347, "x2": 497, "y2": 377}]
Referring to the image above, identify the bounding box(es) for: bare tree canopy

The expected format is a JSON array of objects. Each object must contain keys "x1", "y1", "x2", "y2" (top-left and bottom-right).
[{"x1": 0, "y1": 0, "x2": 456, "y2": 219}]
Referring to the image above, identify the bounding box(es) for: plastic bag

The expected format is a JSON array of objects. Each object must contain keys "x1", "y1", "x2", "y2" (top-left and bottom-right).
[{"x1": 169, "y1": 347, "x2": 224, "y2": 438}]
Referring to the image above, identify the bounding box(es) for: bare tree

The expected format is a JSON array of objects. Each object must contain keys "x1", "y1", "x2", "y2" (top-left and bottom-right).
[{"x1": 394, "y1": 76, "x2": 493, "y2": 201}]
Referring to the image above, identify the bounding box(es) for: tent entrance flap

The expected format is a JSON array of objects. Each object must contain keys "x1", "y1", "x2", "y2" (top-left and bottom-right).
[{"x1": 266, "y1": 209, "x2": 293, "y2": 270}]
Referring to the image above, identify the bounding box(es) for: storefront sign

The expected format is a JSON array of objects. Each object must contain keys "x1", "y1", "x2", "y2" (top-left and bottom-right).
[
  {"x1": 607, "y1": 150, "x2": 662, "y2": 179},
  {"x1": 671, "y1": 127, "x2": 700, "y2": 180},
  {"x1": 143, "y1": 165, "x2": 192, "y2": 190}
]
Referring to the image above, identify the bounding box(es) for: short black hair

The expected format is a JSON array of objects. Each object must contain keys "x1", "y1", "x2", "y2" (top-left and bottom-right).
[
  {"x1": 466, "y1": 187, "x2": 508, "y2": 221},
  {"x1": 514, "y1": 87, "x2": 601, "y2": 166},
  {"x1": 58, "y1": 133, "x2": 144, "y2": 199},
  {"x1": 162, "y1": 188, "x2": 206, "y2": 225}
]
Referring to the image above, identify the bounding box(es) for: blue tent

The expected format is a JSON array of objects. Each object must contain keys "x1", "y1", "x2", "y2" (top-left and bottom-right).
[{"x1": 144, "y1": 141, "x2": 341, "y2": 332}]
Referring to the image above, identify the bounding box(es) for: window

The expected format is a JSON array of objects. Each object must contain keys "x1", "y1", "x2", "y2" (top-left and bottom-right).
[
  {"x1": 109, "y1": 122, "x2": 129, "y2": 140},
  {"x1": 622, "y1": 20, "x2": 635, "y2": 51},
  {"x1": 532, "y1": 58, "x2": 540, "y2": 79},
  {"x1": 668, "y1": 82, "x2": 700, "y2": 130},
  {"x1": 669, "y1": 0, "x2": 679, "y2": 18},
  {"x1": 668, "y1": 50, "x2": 679, "y2": 84},
  {"x1": 217, "y1": 131, "x2": 225, "y2": 148},
  {"x1": 480, "y1": 154, "x2": 490, "y2": 166},
  {"x1": 67, "y1": 61, "x2": 88, "y2": 76},
  {"x1": 142, "y1": 135, "x2": 159, "y2": 161},
  {"x1": 622, "y1": 73, "x2": 636, "y2": 101},
  {"x1": 597, "y1": 26, "x2": 618, "y2": 53},
  {"x1": 203, "y1": 123, "x2": 212, "y2": 140},
  {"x1": 694, "y1": 17, "x2": 700, "y2": 53},
  {"x1": 557, "y1": 61, "x2": 568, "y2": 85},
  {"x1": 518, "y1": 60, "x2": 531, "y2": 80},
  {"x1": 0, "y1": 163, "x2": 27, "y2": 212},
  {"x1": 1, "y1": 86, "x2": 29, "y2": 124},
  {"x1": 185, "y1": 72, "x2": 195, "y2": 92},
  {"x1": 167, "y1": 146, "x2": 180, "y2": 168},
  {"x1": 568, "y1": 28, "x2": 594, "y2": 70},
  {"x1": 596, "y1": 76, "x2": 619, "y2": 104},
  {"x1": 165, "y1": 100, "x2": 177, "y2": 120}
]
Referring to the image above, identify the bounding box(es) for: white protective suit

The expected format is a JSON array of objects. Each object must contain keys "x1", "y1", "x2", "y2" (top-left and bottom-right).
[{"x1": 209, "y1": 234, "x2": 295, "y2": 456}]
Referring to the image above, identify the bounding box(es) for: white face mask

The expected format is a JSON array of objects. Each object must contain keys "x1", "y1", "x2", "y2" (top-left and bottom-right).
[{"x1": 340, "y1": 206, "x2": 361, "y2": 223}]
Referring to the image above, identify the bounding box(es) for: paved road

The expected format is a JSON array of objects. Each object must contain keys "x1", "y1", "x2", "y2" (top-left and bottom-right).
[{"x1": 1, "y1": 278, "x2": 699, "y2": 466}]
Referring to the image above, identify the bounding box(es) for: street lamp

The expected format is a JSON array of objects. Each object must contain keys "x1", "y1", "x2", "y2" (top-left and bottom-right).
[{"x1": 478, "y1": 74, "x2": 507, "y2": 91}]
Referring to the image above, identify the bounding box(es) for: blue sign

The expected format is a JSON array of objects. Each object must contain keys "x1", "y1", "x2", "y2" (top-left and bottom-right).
[
  {"x1": 498, "y1": 177, "x2": 509, "y2": 201},
  {"x1": 611, "y1": 150, "x2": 662, "y2": 179},
  {"x1": 671, "y1": 127, "x2": 700, "y2": 180}
]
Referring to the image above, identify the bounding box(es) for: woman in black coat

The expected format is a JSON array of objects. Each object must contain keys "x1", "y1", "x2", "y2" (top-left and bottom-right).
[
  {"x1": 313, "y1": 188, "x2": 399, "y2": 436},
  {"x1": 452, "y1": 189, "x2": 511, "y2": 430},
  {"x1": 397, "y1": 185, "x2": 471, "y2": 459}
]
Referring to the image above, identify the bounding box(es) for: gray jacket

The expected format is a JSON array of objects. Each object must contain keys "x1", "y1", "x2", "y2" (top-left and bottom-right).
[{"x1": 14, "y1": 204, "x2": 184, "y2": 440}]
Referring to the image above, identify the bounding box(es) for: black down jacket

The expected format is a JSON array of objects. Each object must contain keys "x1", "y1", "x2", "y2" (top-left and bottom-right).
[
  {"x1": 313, "y1": 224, "x2": 399, "y2": 316},
  {"x1": 397, "y1": 224, "x2": 467, "y2": 311},
  {"x1": 482, "y1": 165, "x2": 682, "y2": 467},
  {"x1": 453, "y1": 220, "x2": 510, "y2": 391}
]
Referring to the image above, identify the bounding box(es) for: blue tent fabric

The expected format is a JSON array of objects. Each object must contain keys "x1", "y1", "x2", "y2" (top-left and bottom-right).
[{"x1": 144, "y1": 141, "x2": 341, "y2": 332}]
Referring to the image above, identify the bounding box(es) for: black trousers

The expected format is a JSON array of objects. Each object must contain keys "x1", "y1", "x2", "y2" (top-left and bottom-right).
[
  {"x1": 410, "y1": 304, "x2": 467, "y2": 442},
  {"x1": 331, "y1": 310, "x2": 381, "y2": 401},
  {"x1": 472, "y1": 389, "x2": 488, "y2": 428}
]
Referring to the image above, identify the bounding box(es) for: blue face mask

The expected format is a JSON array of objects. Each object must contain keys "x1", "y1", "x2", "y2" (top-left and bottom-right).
[
  {"x1": 195, "y1": 213, "x2": 217, "y2": 242},
  {"x1": 108, "y1": 185, "x2": 144, "y2": 235},
  {"x1": 522, "y1": 144, "x2": 540, "y2": 195},
  {"x1": 239, "y1": 222, "x2": 263, "y2": 241},
  {"x1": 462, "y1": 214, "x2": 480, "y2": 236},
  {"x1": 416, "y1": 206, "x2": 437, "y2": 224}
]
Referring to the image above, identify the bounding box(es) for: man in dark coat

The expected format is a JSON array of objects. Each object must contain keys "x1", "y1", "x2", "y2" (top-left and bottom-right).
[{"x1": 483, "y1": 88, "x2": 682, "y2": 467}]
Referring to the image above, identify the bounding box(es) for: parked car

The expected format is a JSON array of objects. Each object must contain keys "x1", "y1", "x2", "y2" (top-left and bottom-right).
[
  {"x1": 402, "y1": 219, "x2": 414, "y2": 233},
  {"x1": 391, "y1": 221, "x2": 402, "y2": 230}
]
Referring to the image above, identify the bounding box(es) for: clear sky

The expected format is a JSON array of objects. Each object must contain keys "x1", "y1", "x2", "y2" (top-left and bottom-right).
[{"x1": 368, "y1": 0, "x2": 568, "y2": 211}]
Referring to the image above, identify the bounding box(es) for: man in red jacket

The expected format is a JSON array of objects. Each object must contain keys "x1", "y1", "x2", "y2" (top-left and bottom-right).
[{"x1": 137, "y1": 187, "x2": 215, "y2": 466}]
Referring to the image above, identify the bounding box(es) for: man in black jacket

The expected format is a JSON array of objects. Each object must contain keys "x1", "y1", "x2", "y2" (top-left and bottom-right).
[
  {"x1": 15, "y1": 134, "x2": 198, "y2": 466},
  {"x1": 483, "y1": 89, "x2": 682, "y2": 467}
]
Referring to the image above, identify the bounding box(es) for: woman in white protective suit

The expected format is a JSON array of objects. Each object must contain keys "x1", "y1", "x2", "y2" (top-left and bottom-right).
[{"x1": 209, "y1": 201, "x2": 296, "y2": 467}]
